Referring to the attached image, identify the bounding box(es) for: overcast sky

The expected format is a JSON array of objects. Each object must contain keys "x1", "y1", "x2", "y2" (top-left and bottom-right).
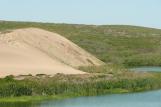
[{"x1": 0, "y1": 0, "x2": 161, "y2": 28}]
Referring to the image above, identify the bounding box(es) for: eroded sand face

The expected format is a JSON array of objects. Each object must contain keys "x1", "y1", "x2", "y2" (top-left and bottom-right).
[{"x1": 0, "y1": 28, "x2": 103, "y2": 77}]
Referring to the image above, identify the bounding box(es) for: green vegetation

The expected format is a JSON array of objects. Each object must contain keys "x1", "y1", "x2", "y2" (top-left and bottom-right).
[
  {"x1": 79, "y1": 64, "x2": 125, "y2": 74},
  {"x1": 0, "y1": 96, "x2": 53, "y2": 103},
  {"x1": 0, "y1": 94, "x2": 76, "y2": 103},
  {"x1": 1, "y1": 21, "x2": 161, "y2": 102},
  {"x1": 0, "y1": 71, "x2": 161, "y2": 102},
  {"x1": 1, "y1": 21, "x2": 161, "y2": 67}
]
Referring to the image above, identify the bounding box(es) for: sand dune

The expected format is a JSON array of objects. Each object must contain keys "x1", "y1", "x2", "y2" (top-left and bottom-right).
[{"x1": 0, "y1": 28, "x2": 103, "y2": 77}]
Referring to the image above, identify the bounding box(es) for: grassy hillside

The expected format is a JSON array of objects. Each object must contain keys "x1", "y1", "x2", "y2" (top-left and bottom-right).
[{"x1": 1, "y1": 21, "x2": 161, "y2": 67}]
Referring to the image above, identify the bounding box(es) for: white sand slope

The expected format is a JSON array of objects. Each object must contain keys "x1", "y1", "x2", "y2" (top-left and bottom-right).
[{"x1": 0, "y1": 28, "x2": 103, "y2": 77}]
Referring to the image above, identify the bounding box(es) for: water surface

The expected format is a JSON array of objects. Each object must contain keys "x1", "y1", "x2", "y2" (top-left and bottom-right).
[
  {"x1": 1, "y1": 90, "x2": 161, "y2": 107},
  {"x1": 130, "y1": 66, "x2": 161, "y2": 72},
  {"x1": 39, "y1": 90, "x2": 161, "y2": 107}
]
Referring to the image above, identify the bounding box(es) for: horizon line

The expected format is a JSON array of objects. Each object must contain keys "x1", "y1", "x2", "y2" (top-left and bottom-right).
[{"x1": 0, "y1": 19, "x2": 161, "y2": 30}]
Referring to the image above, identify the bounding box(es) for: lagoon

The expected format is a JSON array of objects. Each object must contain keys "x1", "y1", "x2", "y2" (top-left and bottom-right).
[
  {"x1": 39, "y1": 90, "x2": 161, "y2": 107},
  {"x1": 130, "y1": 66, "x2": 161, "y2": 72},
  {"x1": 1, "y1": 90, "x2": 161, "y2": 107}
]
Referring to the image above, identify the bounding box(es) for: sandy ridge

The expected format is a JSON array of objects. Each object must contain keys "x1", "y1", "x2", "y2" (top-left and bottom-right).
[{"x1": 0, "y1": 28, "x2": 103, "y2": 77}]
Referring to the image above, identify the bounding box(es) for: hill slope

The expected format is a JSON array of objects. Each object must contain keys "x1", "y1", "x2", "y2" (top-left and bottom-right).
[
  {"x1": 1, "y1": 21, "x2": 161, "y2": 67},
  {"x1": 0, "y1": 28, "x2": 103, "y2": 77}
]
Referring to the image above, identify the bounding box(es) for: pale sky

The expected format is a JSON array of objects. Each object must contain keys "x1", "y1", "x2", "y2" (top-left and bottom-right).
[{"x1": 0, "y1": 0, "x2": 161, "y2": 28}]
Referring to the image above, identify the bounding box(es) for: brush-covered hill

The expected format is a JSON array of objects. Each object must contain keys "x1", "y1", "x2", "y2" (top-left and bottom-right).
[
  {"x1": 0, "y1": 27, "x2": 103, "y2": 77},
  {"x1": 1, "y1": 21, "x2": 161, "y2": 99},
  {"x1": 1, "y1": 21, "x2": 161, "y2": 67}
]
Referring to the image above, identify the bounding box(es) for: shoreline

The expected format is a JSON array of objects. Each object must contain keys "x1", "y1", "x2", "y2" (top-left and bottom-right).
[
  {"x1": 0, "y1": 87, "x2": 161, "y2": 103},
  {"x1": 0, "y1": 69, "x2": 161, "y2": 103}
]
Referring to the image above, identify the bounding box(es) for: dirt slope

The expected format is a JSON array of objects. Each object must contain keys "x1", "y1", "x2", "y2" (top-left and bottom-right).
[{"x1": 0, "y1": 28, "x2": 103, "y2": 77}]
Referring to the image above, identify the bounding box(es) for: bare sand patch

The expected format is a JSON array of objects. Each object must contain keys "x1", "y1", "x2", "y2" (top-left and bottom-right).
[{"x1": 0, "y1": 28, "x2": 103, "y2": 77}]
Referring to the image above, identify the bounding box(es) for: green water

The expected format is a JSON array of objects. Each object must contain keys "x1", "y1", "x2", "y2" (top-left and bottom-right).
[
  {"x1": 1, "y1": 90, "x2": 161, "y2": 107},
  {"x1": 130, "y1": 66, "x2": 161, "y2": 72}
]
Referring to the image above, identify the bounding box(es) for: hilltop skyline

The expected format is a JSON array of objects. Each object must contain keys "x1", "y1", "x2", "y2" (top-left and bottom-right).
[{"x1": 0, "y1": 0, "x2": 161, "y2": 29}]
